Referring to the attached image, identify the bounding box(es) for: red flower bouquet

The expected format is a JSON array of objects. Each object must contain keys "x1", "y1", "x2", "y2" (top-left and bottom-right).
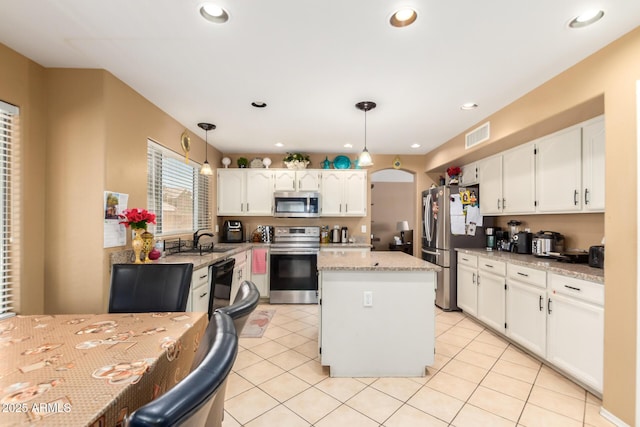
[
  {"x1": 446, "y1": 166, "x2": 461, "y2": 178},
  {"x1": 118, "y1": 208, "x2": 156, "y2": 230}
]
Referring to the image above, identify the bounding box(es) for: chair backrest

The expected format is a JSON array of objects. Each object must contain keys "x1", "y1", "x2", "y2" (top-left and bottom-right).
[
  {"x1": 108, "y1": 263, "x2": 193, "y2": 313},
  {"x1": 216, "y1": 280, "x2": 260, "y2": 334},
  {"x1": 127, "y1": 311, "x2": 238, "y2": 427}
]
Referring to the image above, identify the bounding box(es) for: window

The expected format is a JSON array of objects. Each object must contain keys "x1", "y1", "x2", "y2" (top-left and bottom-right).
[
  {"x1": 0, "y1": 101, "x2": 19, "y2": 319},
  {"x1": 147, "y1": 140, "x2": 211, "y2": 236}
]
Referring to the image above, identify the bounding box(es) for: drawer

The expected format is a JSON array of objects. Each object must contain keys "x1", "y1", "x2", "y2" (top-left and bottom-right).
[
  {"x1": 457, "y1": 253, "x2": 478, "y2": 268},
  {"x1": 232, "y1": 251, "x2": 247, "y2": 266},
  {"x1": 478, "y1": 257, "x2": 506, "y2": 275},
  {"x1": 549, "y1": 273, "x2": 603, "y2": 306},
  {"x1": 192, "y1": 267, "x2": 209, "y2": 288},
  {"x1": 507, "y1": 263, "x2": 546, "y2": 289}
]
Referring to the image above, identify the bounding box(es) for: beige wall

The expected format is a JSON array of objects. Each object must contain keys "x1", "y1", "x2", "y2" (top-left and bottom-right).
[
  {"x1": 0, "y1": 44, "x2": 47, "y2": 314},
  {"x1": 371, "y1": 182, "x2": 416, "y2": 250},
  {"x1": 424, "y1": 26, "x2": 640, "y2": 425}
]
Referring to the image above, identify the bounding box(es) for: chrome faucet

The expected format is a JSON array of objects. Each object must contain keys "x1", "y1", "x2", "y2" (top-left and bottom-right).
[{"x1": 193, "y1": 228, "x2": 214, "y2": 248}]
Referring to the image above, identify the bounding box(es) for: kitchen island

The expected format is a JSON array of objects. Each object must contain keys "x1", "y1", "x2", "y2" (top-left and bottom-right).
[{"x1": 317, "y1": 251, "x2": 441, "y2": 377}]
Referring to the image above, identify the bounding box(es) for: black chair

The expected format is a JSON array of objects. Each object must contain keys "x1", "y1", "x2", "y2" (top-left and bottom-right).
[
  {"x1": 216, "y1": 280, "x2": 261, "y2": 335},
  {"x1": 127, "y1": 311, "x2": 238, "y2": 427},
  {"x1": 108, "y1": 263, "x2": 193, "y2": 313}
]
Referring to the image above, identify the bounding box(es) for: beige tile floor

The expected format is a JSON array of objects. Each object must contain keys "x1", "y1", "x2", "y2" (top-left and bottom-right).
[{"x1": 222, "y1": 303, "x2": 614, "y2": 427}]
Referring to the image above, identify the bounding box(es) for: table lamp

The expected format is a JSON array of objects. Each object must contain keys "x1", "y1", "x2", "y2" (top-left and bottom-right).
[{"x1": 396, "y1": 220, "x2": 410, "y2": 243}]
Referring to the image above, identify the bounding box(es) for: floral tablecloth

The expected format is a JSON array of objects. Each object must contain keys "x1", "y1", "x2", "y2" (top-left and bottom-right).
[{"x1": 0, "y1": 312, "x2": 207, "y2": 426}]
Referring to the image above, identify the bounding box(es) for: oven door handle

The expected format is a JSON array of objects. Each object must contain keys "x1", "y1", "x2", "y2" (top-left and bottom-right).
[{"x1": 271, "y1": 249, "x2": 319, "y2": 255}]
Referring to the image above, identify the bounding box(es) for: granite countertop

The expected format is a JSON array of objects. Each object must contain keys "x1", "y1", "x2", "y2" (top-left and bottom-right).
[
  {"x1": 456, "y1": 248, "x2": 604, "y2": 284},
  {"x1": 320, "y1": 242, "x2": 373, "y2": 249},
  {"x1": 318, "y1": 251, "x2": 441, "y2": 272}
]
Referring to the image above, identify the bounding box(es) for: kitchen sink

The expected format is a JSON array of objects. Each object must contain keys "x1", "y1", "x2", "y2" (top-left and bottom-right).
[{"x1": 172, "y1": 247, "x2": 231, "y2": 255}]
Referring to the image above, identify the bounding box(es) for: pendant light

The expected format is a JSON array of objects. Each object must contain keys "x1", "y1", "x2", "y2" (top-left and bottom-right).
[
  {"x1": 355, "y1": 101, "x2": 376, "y2": 167},
  {"x1": 197, "y1": 122, "x2": 215, "y2": 175}
]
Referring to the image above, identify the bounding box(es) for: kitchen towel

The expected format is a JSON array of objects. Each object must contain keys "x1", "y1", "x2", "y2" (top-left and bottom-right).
[{"x1": 252, "y1": 248, "x2": 267, "y2": 274}]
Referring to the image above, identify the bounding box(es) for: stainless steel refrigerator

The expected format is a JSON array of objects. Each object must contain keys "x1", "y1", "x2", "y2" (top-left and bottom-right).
[{"x1": 421, "y1": 185, "x2": 490, "y2": 311}]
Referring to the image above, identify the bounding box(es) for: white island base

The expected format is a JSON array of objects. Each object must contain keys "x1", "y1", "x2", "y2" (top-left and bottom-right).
[{"x1": 319, "y1": 268, "x2": 436, "y2": 377}]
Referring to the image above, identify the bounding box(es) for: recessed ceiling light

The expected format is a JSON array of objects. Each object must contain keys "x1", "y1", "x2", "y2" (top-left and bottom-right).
[
  {"x1": 568, "y1": 10, "x2": 604, "y2": 28},
  {"x1": 251, "y1": 101, "x2": 267, "y2": 108},
  {"x1": 200, "y1": 3, "x2": 229, "y2": 23},
  {"x1": 344, "y1": 143, "x2": 353, "y2": 148},
  {"x1": 390, "y1": 8, "x2": 417, "y2": 28},
  {"x1": 460, "y1": 102, "x2": 479, "y2": 110},
  {"x1": 275, "y1": 142, "x2": 284, "y2": 147},
  {"x1": 410, "y1": 143, "x2": 421, "y2": 149}
]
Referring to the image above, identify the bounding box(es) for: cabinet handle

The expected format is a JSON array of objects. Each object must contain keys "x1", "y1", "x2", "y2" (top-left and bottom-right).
[
  {"x1": 497, "y1": 199, "x2": 500, "y2": 210},
  {"x1": 199, "y1": 274, "x2": 207, "y2": 280},
  {"x1": 472, "y1": 272, "x2": 476, "y2": 284},
  {"x1": 484, "y1": 264, "x2": 494, "y2": 268},
  {"x1": 247, "y1": 203, "x2": 250, "y2": 212},
  {"x1": 585, "y1": 188, "x2": 590, "y2": 205},
  {"x1": 199, "y1": 292, "x2": 208, "y2": 298},
  {"x1": 502, "y1": 198, "x2": 506, "y2": 209},
  {"x1": 462, "y1": 257, "x2": 469, "y2": 261},
  {"x1": 477, "y1": 275, "x2": 481, "y2": 285},
  {"x1": 574, "y1": 190, "x2": 578, "y2": 206},
  {"x1": 547, "y1": 298, "x2": 552, "y2": 314},
  {"x1": 539, "y1": 295, "x2": 543, "y2": 311},
  {"x1": 564, "y1": 285, "x2": 582, "y2": 292},
  {"x1": 298, "y1": 179, "x2": 301, "y2": 189},
  {"x1": 340, "y1": 204, "x2": 342, "y2": 213},
  {"x1": 517, "y1": 272, "x2": 528, "y2": 277},
  {"x1": 241, "y1": 203, "x2": 244, "y2": 212}
]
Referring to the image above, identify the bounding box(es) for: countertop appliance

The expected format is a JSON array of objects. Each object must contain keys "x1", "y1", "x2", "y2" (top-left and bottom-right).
[
  {"x1": 331, "y1": 225, "x2": 341, "y2": 243},
  {"x1": 485, "y1": 227, "x2": 498, "y2": 251},
  {"x1": 273, "y1": 191, "x2": 320, "y2": 218},
  {"x1": 422, "y1": 185, "x2": 491, "y2": 311},
  {"x1": 532, "y1": 230, "x2": 565, "y2": 257},
  {"x1": 513, "y1": 231, "x2": 533, "y2": 254},
  {"x1": 341, "y1": 226, "x2": 348, "y2": 243},
  {"x1": 207, "y1": 257, "x2": 236, "y2": 318},
  {"x1": 589, "y1": 245, "x2": 605, "y2": 268},
  {"x1": 270, "y1": 226, "x2": 320, "y2": 304},
  {"x1": 222, "y1": 220, "x2": 244, "y2": 243}
]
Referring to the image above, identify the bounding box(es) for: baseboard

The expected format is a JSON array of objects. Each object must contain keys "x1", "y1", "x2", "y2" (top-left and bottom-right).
[{"x1": 600, "y1": 407, "x2": 631, "y2": 427}]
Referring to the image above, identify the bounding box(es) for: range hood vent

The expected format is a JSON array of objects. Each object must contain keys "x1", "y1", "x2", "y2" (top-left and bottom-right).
[{"x1": 465, "y1": 122, "x2": 490, "y2": 149}]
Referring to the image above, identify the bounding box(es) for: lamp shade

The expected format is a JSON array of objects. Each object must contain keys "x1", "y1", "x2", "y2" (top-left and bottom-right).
[{"x1": 396, "y1": 221, "x2": 410, "y2": 232}]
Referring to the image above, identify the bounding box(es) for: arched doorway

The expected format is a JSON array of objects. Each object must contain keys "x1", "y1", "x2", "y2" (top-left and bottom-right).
[{"x1": 370, "y1": 169, "x2": 416, "y2": 251}]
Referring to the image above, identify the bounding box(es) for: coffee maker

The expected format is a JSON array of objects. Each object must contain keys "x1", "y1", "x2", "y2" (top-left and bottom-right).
[{"x1": 485, "y1": 227, "x2": 498, "y2": 251}]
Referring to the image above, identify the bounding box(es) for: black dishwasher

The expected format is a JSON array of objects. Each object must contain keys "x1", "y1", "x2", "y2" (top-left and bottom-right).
[{"x1": 207, "y1": 258, "x2": 235, "y2": 319}]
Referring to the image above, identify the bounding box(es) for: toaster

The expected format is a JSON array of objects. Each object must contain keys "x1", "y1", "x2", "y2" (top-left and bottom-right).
[{"x1": 588, "y1": 245, "x2": 604, "y2": 268}]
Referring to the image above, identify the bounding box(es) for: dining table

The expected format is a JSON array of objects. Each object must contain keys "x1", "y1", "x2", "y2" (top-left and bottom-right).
[{"x1": 0, "y1": 311, "x2": 207, "y2": 426}]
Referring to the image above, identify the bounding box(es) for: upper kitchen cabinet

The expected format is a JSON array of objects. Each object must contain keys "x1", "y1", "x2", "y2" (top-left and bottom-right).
[
  {"x1": 581, "y1": 117, "x2": 605, "y2": 211},
  {"x1": 217, "y1": 169, "x2": 274, "y2": 216},
  {"x1": 460, "y1": 162, "x2": 479, "y2": 186},
  {"x1": 321, "y1": 170, "x2": 367, "y2": 216},
  {"x1": 274, "y1": 170, "x2": 321, "y2": 192},
  {"x1": 479, "y1": 142, "x2": 536, "y2": 215},
  {"x1": 536, "y1": 116, "x2": 604, "y2": 213}
]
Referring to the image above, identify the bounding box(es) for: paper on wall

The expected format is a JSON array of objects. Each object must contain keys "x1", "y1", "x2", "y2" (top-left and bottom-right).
[
  {"x1": 465, "y1": 205, "x2": 483, "y2": 227},
  {"x1": 449, "y1": 194, "x2": 464, "y2": 215},
  {"x1": 104, "y1": 191, "x2": 128, "y2": 248}
]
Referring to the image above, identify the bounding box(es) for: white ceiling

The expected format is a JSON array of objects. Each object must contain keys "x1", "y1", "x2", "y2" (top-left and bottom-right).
[{"x1": 1, "y1": 1, "x2": 639, "y2": 156}]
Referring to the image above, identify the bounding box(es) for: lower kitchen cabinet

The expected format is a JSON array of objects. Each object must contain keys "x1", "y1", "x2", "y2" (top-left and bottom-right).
[
  {"x1": 456, "y1": 253, "x2": 478, "y2": 316},
  {"x1": 477, "y1": 257, "x2": 506, "y2": 334},
  {"x1": 230, "y1": 250, "x2": 250, "y2": 304},
  {"x1": 547, "y1": 274, "x2": 604, "y2": 393},
  {"x1": 187, "y1": 266, "x2": 210, "y2": 313}
]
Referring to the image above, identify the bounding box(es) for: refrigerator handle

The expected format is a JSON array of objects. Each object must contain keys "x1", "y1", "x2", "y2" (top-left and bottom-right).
[
  {"x1": 421, "y1": 248, "x2": 440, "y2": 256},
  {"x1": 424, "y1": 193, "x2": 433, "y2": 242}
]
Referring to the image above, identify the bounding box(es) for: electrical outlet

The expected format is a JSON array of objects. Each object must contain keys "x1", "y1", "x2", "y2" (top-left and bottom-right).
[
  {"x1": 361, "y1": 225, "x2": 366, "y2": 233},
  {"x1": 215, "y1": 224, "x2": 219, "y2": 233},
  {"x1": 363, "y1": 291, "x2": 373, "y2": 307}
]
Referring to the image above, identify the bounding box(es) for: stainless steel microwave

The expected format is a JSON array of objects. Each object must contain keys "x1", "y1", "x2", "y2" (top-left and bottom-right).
[{"x1": 273, "y1": 191, "x2": 320, "y2": 218}]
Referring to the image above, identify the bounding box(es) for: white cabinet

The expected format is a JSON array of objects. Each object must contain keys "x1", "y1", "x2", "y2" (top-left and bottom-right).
[
  {"x1": 274, "y1": 170, "x2": 321, "y2": 192},
  {"x1": 478, "y1": 143, "x2": 535, "y2": 215},
  {"x1": 217, "y1": 169, "x2": 274, "y2": 216},
  {"x1": 505, "y1": 264, "x2": 547, "y2": 358},
  {"x1": 187, "y1": 266, "x2": 210, "y2": 313},
  {"x1": 536, "y1": 127, "x2": 583, "y2": 212},
  {"x1": 582, "y1": 117, "x2": 605, "y2": 211},
  {"x1": 456, "y1": 253, "x2": 478, "y2": 316},
  {"x1": 321, "y1": 170, "x2": 367, "y2": 217},
  {"x1": 477, "y1": 257, "x2": 506, "y2": 333},
  {"x1": 478, "y1": 155, "x2": 502, "y2": 215},
  {"x1": 460, "y1": 162, "x2": 478, "y2": 186},
  {"x1": 547, "y1": 274, "x2": 604, "y2": 393},
  {"x1": 250, "y1": 247, "x2": 270, "y2": 297},
  {"x1": 230, "y1": 250, "x2": 249, "y2": 303}
]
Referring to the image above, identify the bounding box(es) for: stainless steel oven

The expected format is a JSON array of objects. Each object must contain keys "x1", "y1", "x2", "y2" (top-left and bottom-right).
[{"x1": 270, "y1": 226, "x2": 320, "y2": 304}]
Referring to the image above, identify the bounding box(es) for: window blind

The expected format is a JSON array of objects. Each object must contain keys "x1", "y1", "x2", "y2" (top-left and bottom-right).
[
  {"x1": 147, "y1": 140, "x2": 211, "y2": 236},
  {"x1": 0, "y1": 101, "x2": 19, "y2": 319}
]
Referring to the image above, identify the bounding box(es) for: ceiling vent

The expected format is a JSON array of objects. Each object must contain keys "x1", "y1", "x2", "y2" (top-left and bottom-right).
[{"x1": 465, "y1": 122, "x2": 490, "y2": 149}]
